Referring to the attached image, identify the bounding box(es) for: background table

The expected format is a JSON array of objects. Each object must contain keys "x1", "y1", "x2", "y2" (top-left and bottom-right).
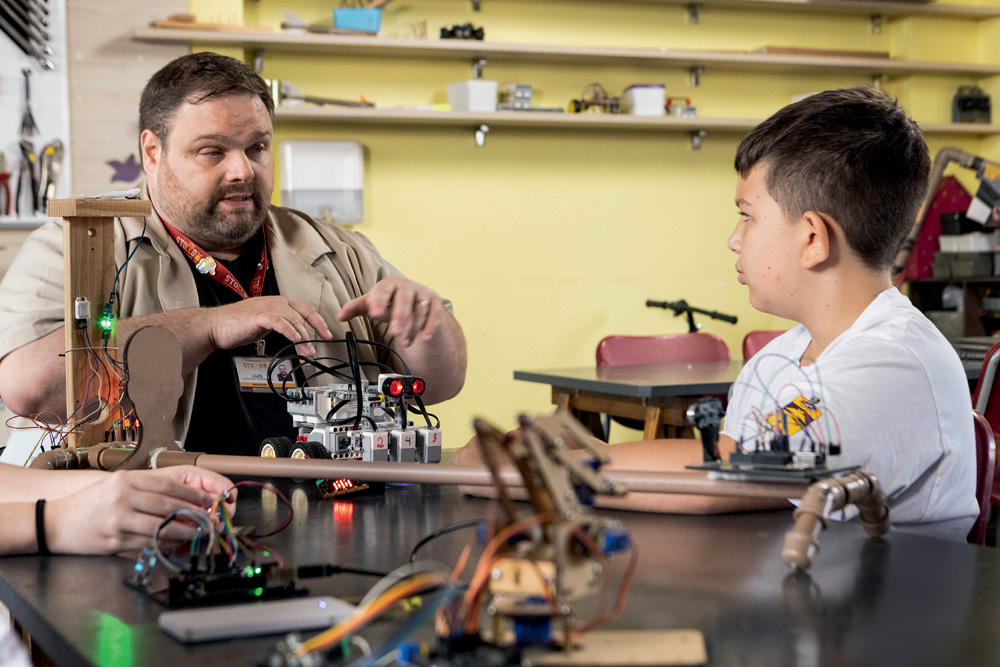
[
  {"x1": 516, "y1": 359, "x2": 983, "y2": 440},
  {"x1": 514, "y1": 361, "x2": 745, "y2": 439},
  {"x1": 2, "y1": 480, "x2": 999, "y2": 667}
]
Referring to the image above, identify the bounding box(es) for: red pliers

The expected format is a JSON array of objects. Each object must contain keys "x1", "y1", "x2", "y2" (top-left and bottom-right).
[{"x1": 0, "y1": 153, "x2": 10, "y2": 216}]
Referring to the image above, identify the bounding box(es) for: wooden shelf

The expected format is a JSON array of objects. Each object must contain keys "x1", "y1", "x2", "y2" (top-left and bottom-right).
[
  {"x1": 275, "y1": 106, "x2": 761, "y2": 130},
  {"x1": 275, "y1": 106, "x2": 1000, "y2": 136},
  {"x1": 592, "y1": 0, "x2": 1000, "y2": 18},
  {"x1": 131, "y1": 28, "x2": 1000, "y2": 78}
]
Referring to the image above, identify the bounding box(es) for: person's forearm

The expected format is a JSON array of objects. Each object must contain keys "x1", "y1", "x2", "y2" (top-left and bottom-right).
[
  {"x1": 0, "y1": 308, "x2": 215, "y2": 418},
  {"x1": 0, "y1": 504, "x2": 38, "y2": 556},
  {"x1": 0, "y1": 464, "x2": 106, "y2": 502},
  {"x1": 397, "y1": 312, "x2": 467, "y2": 404}
]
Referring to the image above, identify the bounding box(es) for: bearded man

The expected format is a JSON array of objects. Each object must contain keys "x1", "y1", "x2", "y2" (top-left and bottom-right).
[{"x1": 0, "y1": 52, "x2": 467, "y2": 455}]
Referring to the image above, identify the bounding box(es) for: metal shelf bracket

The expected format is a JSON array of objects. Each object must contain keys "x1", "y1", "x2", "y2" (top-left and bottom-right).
[
  {"x1": 687, "y1": 3, "x2": 703, "y2": 24},
  {"x1": 475, "y1": 124, "x2": 489, "y2": 147},
  {"x1": 690, "y1": 66, "x2": 705, "y2": 87},
  {"x1": 691, "y1": 129, "x2": 707, "y2": 150}
]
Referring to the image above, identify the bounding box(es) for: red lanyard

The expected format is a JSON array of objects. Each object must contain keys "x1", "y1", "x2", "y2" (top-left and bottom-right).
[{"x1": 161, "y1": 220, "x2": 269, "y2": 301}]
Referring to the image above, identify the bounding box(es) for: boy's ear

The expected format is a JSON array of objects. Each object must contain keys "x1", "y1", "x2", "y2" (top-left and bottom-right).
[{"x1": 800, "y1": 211, "x2": 834, "y2": 269}]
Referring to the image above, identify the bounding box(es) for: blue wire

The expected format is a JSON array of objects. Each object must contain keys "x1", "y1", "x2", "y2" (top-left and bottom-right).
[{"x1": 349, "y1": 586, "x2": 462, "y2": 667}]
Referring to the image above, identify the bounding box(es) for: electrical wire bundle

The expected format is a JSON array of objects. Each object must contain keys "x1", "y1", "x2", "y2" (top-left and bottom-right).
[
  {"x1": 284, "y1": 512, "x2": 639, "y2": 667},
  {"x1": 432, "y1": 513, "x2": 639, "y2": 644},
  {"x1": 734, "y1": 351, "x2": 844, "y2": 455},
  {"x1": 288, "y1": 562, "x2": 459, "y2": 667},
  {"x1": 266, "y1": 331, "x2": 439, "y2": 430},
  {"x1": 8, "y1": 217, "x2": 149, "y2": 461},
  {"x1": 153, "y1": 480, "x2": 293, "y2": 574}
]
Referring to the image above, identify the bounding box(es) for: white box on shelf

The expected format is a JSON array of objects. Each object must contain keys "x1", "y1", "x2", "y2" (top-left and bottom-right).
[
  {"x1": 622, "y1": 84, "x2": 666, "y2": 116},
  {"x1": 279, "y1": 141, "x2": 364, "y2": 225},
  {"x1": 447, "y1": 80, "x2": 498, "y2": 112}
]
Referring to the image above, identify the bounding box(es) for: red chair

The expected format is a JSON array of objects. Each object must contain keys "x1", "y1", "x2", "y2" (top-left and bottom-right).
[
  {"x1": 595, "y1": 333, "x2": 731, "y2": 439},
  {"x1": 970, "y1": 410, "x2": 995, "y2": 545},
  {"x1": 597, "y1": 333, "x2": 731, "y2": 367},
  {"x1": 971, "y1": 340, "x2": 1000, "y2": 508},
  {"x1": 741, "y1": 329, "x2": 785, "y2": 361}
]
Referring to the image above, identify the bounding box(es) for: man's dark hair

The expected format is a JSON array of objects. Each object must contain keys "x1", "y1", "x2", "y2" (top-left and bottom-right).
[
  {"x1": 734, "y1": 88, "x2": 930, "y2": 270},
  {"x1": 139, "y1": 52, "x2": 275, "y2": 146}
]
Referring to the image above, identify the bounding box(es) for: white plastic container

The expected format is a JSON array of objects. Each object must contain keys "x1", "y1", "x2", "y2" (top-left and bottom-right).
[
  {"x1": 447, "y1": 80, "x2": 498, "y2": 112},
  {"x1": 279, "y1": 140, "x2": 364, "y2": 225},
  {"x1": 623, "y1": 84, "x2": 666, "y2": 116}
]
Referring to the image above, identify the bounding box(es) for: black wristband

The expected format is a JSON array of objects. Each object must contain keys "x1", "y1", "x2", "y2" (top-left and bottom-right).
[{"x1": 35, "y1": 499, "x2": 50, "y2": 556}]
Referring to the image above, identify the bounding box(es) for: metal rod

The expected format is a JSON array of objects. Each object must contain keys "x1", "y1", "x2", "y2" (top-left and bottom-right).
[{"x1": 94, "y1": 449, "x2": 807, "y2": 499}]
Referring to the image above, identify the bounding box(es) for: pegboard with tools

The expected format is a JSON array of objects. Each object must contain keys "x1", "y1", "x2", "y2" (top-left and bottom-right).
[{"x1": 0, "y1": 0, "x2": 70, "y2": 226}]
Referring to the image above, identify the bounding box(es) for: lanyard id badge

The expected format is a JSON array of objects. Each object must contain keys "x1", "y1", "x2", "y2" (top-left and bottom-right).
[{"x1": 234, "y1": 341, "x2": 298, "y2": 393}]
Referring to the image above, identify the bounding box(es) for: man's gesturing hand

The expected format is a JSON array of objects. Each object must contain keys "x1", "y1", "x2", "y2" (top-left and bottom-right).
[
  {"x1": 336, "y1": 278, "x2": 444, "y2": 348},
  {"x1": 208, "y1": 296, "x2": 333, "y2": 355}
]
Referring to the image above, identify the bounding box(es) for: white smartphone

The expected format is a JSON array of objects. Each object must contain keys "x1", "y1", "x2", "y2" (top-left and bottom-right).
[{"x1": 158, "y1": 595, "x2": 356, "y2": 643}]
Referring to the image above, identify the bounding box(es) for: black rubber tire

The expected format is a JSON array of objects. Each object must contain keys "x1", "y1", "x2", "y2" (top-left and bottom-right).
[
  {"x1": 291, "y1": 440, "x2": 329, "y2": 460},
  {"x1": 260, "y1": 436, "x2": 293, "y2": 458}
]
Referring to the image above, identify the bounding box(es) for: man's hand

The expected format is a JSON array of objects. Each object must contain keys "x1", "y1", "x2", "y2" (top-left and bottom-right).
[
  {"x1": 208, "y1": 296, "x2": 333, "y2": 355},
  {"x1": 47, "y1": 466, "x2": 236, "y2": 556},
  {"x1": 337, "y1": 277, "x2": 445, "y2": 348}
]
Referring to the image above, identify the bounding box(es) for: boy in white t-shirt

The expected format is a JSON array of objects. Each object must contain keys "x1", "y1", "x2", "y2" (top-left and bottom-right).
[
  {"x1": 457, "y1": 88, "x2": 978, "y2": 540},
  {"x1": 598, "y1": 87, "x2": 977, "y2": 538}
]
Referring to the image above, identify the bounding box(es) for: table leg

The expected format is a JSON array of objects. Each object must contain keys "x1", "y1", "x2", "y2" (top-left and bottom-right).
[
  {"x1": 643, "y1": 406, "x2": 666, "y2": 440},
  {"x1": 571, "y1": 409, "x2": 606, "y2": 442}
]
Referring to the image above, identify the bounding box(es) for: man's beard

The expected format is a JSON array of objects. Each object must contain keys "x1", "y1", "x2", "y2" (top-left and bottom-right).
[{"x1": 156, "y1": 161, "x2": 270, "y2": 252}]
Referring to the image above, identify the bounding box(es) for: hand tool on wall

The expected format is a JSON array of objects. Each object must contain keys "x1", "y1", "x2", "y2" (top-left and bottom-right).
[
  {"x1": 0, "y1": 0, "x2": 50, "y2": 43},
  {"x1": 19, "y1": 68, "x2": 39, "y2": 138},
  {"x1": 37, "y1": 139, "x2": 63, "y2": 211},
  {"x1": 15, "y1": 139, "x2": 38, "y2": 217},
  {"x1": 27, "y1": 0, "x2": 47, "y2": 19},
  {"x1": 0, "y1": 8, "x2": 53, "y2": 69},
  {"x1": 0, "y1": 153, "x2": 11, "y2": 216}
]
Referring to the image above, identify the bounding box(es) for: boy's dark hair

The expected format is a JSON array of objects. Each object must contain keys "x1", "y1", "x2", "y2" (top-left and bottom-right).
[
  {"x1": 139, "y1": 52, "x2": 274, "y2": 146},
  {"x1": 734, "y1": 88, "x2": 930, "y2": 271}
]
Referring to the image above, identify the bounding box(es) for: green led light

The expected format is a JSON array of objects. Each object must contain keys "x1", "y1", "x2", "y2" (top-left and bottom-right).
[
  {"x1": 243, "y1": 566, "x2": 254, "y2": 577},
  {"x1": 253, "y1": 587, "x2": 264, "y2": 597},
  {"x1": 254, "y1": 567, "x2": 262, "y2": 575},
  {"x1": 262, "y1": 551, "x2": 270, "y2": 557},
  {"x1": 99, "y1": 317, "x2": 113, "y2": 330}
]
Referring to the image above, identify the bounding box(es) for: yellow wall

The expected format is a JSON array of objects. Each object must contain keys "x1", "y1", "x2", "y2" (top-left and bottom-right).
[{"x1": 192, "y1": 0, "x2": 1000, "y2": 444}]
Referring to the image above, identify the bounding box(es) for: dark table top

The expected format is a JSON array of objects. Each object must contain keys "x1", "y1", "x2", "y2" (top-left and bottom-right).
[
  {"x1": 2, "y1": 481, "x2": 999, "y2": 667},
  {"x1": 514, "y1": 361, "x2": 745, "y2": 398},
  {"x1": 516, "y1": 359, "x2": 981, "y2": 397}
]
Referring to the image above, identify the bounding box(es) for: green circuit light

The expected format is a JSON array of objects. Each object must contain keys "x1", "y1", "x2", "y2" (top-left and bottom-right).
[{"x1": 253, "y1": 587, "x2": 264, "y2": 597}]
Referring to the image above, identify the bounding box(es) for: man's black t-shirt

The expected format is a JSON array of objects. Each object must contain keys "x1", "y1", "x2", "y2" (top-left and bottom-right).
[{"x1": 183, "y1": 229, "x2": 297, "y2": 456}]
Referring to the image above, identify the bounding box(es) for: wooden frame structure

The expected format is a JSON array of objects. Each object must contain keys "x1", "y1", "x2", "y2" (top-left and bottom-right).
[{"x1": 47, "y1": 198, "x2": 152, "y2": 445}]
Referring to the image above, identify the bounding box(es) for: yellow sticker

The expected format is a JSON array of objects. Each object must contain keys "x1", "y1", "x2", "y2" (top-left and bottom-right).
[{"x1": 766, "y1": 396, "x2": 822, "y2": 436}]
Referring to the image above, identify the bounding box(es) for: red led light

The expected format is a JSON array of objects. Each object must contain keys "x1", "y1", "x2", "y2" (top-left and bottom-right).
[
  {"x1": 389, "y1": 379, "x2": 405, "y2": 396},
  {"x1": 411, "y1": 378, "x2": 425, "y2": 395}
]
